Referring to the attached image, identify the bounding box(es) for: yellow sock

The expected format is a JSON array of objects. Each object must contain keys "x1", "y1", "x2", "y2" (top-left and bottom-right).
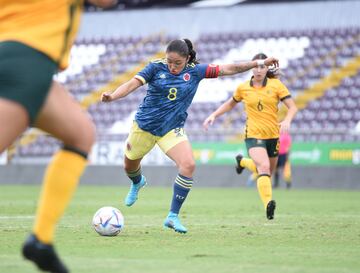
[
  {"x1": 284, "y1": 161, "x2": 292, "y2": 183},
  {"x1": 240, "y1": 158, "x2": 257, "y2": 173},
  {"x1": 33, "y1": 149, "x2": 87, "y2": 243},
  {"x1": 256, "y1": 174, "x2": 272, "y2": 209},
  {"x1": 251, "y1": 172, "x2": 258, "y2": 181}
]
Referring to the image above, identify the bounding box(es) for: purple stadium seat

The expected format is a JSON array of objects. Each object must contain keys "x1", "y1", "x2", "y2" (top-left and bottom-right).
[
  {"x1": 317, "y1": 111, "x2": 328, "y2": 121},
  {"x1": 318, "y1": 134, "x2": 331, "y2": 142},
  {"x1": 328, "y1": 111, "x2": 341, "y2": 121},
  {"x1": 330, "y1": 134, "x2": 343, "y2": 142}
]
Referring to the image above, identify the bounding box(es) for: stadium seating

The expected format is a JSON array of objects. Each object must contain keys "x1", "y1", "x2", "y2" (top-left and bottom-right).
[{"x1": 14, "y1": 27, "x2": 360, "y2": 159}]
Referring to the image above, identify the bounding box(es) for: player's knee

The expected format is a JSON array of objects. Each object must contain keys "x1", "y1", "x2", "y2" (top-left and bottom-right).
[
  {"x1": 124, "y1": 164, "x2": 136, "y2": 174},
  {"x1": 123, "y1": 156, "x2": 141, "y2": 174},
  {"x1": 64, "y1": 119, "x2": 96, "y2": 153},
  {"x1": 256, "y1": 161, "x2": 270, "y2": 174},
  {"x1": 83, "y1": 121, "x2": 96, "y2": 151},
  {"x1": 179, "y1": 160, "x2": 195, "y2": 175}
]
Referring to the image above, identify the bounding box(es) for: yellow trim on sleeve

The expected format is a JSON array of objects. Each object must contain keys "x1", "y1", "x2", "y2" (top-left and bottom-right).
[{"x1": 134, "y1": 75, "x2": 146, "y2": 84}]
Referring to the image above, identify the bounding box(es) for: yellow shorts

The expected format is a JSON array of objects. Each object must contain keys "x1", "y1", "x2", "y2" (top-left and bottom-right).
[{"x1": 124, "y1": 121, "x2": 188, "y2": 160}]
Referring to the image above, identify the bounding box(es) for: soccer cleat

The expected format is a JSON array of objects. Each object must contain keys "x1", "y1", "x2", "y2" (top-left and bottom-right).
[
  {"x1": 163, "y1": 212, "x2": 187, "y2": 233},
  {"x1": 22, "y1": 234, "x2": 69, "y2": 273},
  {"x1": 266, "y1": 200, "x2": 276, "y2": 220},
  {"x1": 125, "y1": 175, "x2": 147, "y2": 206},
  {"x1": 235, "y1": 154, "x2": 245, "y2": 174}
]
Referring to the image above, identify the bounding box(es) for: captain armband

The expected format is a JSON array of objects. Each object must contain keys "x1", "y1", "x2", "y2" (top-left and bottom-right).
[{"x1": 205, "y1": 64, "x2": 220, "y2": 78}]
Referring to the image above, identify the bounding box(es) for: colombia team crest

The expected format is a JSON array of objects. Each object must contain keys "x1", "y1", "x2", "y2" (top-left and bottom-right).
[{"x1": 183, "y1": 73, "x2": 191, "y2": 81}]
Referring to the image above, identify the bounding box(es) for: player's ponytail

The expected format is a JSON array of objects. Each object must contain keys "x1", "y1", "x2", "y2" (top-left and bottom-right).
[
  {"x1": 166, "y1": 39, "x2": 199, "y2": 64},
  {"x1": 183, "y1": 38, "x2": 199, "y2": 64},
  {"x1": 252, "y1": 53, "x2": 280, "y2": 79}
]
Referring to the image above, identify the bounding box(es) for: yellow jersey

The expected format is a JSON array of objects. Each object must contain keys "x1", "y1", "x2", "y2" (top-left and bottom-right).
[
  {"x1": 233, "y1": 77, "x2": 291, "y2": 139},
  {"x1": 0, "y1": 0, "x2": 83, "y2": 70}
]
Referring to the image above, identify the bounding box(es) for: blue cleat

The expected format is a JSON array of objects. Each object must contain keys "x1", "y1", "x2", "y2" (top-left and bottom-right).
[
  {"x1": 163, "y1": 212, "x2": 187, "y2": 233},
  {"x1": 124, "y1": 175, "x2": 147, "y2": 207}
]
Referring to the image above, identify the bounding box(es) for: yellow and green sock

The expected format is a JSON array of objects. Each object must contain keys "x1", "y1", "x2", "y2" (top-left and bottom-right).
[
  {"x1": 33, "y1": 147, "x2": 87, "y2": 243},
  {"x1": 240, "y1": 158, "x2": 257, "y2": 173},
  {"x1": 256, "y1": 174, "x2": 272, "y2": 209}
]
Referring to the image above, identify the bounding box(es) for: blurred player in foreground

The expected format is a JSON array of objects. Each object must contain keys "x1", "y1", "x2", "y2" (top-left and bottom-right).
[
  {"x1": 203, "y1": 53, "x2": 297, "y2": 220},
  {"x1": 0, "y1": 0, "x2": 116, "y2": 272},
  {"x1": 102, "y1": 39, "x2": 279, "y2": 233}
]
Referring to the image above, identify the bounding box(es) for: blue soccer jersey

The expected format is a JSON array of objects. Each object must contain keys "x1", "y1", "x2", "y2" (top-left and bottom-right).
[{"x1": 134, "y1": 59, "x2": 219, "y2": 136}]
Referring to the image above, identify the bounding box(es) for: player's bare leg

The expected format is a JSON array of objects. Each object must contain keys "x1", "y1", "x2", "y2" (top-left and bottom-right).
[
  {"x1": 23, "y1": 81, "x2": 95, "y2": 273},
  {"x1": 0, "y1": 99, "x2": 28, "y2": 153},
  {"x1": 249, "y1": 147, "x2": 276, "y2": 220}
]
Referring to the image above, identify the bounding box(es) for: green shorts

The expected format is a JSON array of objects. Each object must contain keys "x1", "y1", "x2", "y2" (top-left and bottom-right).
[
  {"x1": 245, "y1": 138, "x2": 280, "y2": 158},
  {"x1": 0, "y1": 41, "x2": 57, "y2": 124}
]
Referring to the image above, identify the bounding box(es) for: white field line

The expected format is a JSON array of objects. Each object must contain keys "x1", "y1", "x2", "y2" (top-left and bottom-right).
[{"x1": 0, "y1": 215, "x2": 34, "y2": 219}]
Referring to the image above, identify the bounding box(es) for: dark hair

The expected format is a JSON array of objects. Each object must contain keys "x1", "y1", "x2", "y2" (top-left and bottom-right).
[
  {"x1": 166, "y1": 38, "x2": 199, "y2": 64},
  {"x1": 252, "y1": 53, "x2": 277, "y2": 79}
]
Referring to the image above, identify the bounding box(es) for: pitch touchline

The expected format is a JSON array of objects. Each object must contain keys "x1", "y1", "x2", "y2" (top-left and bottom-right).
[{"x1": 0, "y1": 215, "x2": 34, "y2": 219}]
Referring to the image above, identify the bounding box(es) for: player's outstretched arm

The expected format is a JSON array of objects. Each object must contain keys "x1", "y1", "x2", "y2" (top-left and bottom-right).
[
  {"x1": 218, "y1": 57, "x2": 279, "y2": 76},
  {"x1": 203, "y1": 98, "x2": 237, "y2": 130},
  {"x1": 101, "y1": 78, "x2": 142, "y2": 102}
]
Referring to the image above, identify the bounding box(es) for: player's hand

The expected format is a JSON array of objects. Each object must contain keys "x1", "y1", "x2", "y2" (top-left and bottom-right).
[
  {"x1": 279, "y1": 119, "x2": 291, "y2": 134},
  {"x1": 203, "y1": 115, "x2": 216, "y2": 131},
  {"x1": 101, "y1": 92, "x2": 113, "y2": 102},
  {"x1": 264, "y1": 57, "x2": 279, "y2": 68},
  {"x1": 269, "y1": 67, "x2": 281, "y2": 79}
]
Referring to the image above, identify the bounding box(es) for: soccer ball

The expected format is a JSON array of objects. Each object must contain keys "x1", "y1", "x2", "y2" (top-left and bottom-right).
[{"x1": 92, "y1": 206, "x2": 124, "y2": 236}]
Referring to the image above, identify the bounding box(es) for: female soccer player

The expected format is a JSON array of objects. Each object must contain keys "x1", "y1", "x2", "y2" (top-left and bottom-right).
[
  {"x1": 101, "y1": 39, "x2": 279, "y2": 233},
  {"x1": 0, "y1": 1, "x2": 116, "y2": 272},
  {"x1": 203, "y1": 53, "x2": 297, "y2": 220}
]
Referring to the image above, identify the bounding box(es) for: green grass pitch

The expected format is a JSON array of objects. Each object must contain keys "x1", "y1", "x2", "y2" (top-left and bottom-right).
[{"x1": 0, "y1": 185, "x2": 359, "y2": 273}]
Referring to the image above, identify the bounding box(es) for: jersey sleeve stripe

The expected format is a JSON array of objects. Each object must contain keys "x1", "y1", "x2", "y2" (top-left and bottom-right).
[
  {"x1": 280, "y1": 95, "x2": 291, "y2": 101},
  {"x1": 134, "y1": 75, "x2": 146, "y2": 84},
  {"x1": 232, "y1": 97, "x2": 241, "y2": 103}
]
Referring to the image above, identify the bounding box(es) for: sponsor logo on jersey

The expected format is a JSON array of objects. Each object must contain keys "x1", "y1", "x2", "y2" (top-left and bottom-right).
[
  {"x1": 160, "y1": 73, "x2": 166, "y2": 79},
  {"x1": 183, "y1": 73, "x2": 191, "y2": 81}
]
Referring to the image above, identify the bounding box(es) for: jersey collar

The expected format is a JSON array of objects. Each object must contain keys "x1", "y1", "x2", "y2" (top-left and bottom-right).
[{"x1": 250, "y1": 76, "x2": 267, "y2": 87}]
